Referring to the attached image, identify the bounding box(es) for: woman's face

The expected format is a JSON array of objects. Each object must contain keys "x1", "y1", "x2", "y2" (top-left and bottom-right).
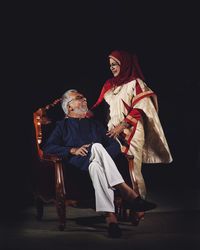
[{"x1": 109, "y1": 58, "x2": 120, "y2": 77}]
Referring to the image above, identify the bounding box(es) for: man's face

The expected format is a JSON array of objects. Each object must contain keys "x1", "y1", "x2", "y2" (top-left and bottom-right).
[
  {"x1": 68, "y1": 92, "x2": 88, "y2": 114},
  {"x1": 109, "y1": 58, "x2": 120, "y2": 77}
]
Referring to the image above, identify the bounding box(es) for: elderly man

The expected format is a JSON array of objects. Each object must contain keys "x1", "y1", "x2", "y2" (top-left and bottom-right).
[{"x1": 43, "y1": 89, "x2": 156, "y2": 238}]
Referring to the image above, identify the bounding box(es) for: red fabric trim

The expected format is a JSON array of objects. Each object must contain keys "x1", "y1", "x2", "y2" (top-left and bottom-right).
[
  {"x1": 132, "y1": 92, "x2": 155, "y2": 107},
  {"x1": 124, "y1": 117, "x2": 137, "y2": 126},
  {"x1": 127, "y1": 108, "x2": 141, "y2": 121},
  {"x1": 121, "y1": 99, "x2": 132, "y2": 112},
  {"x1": 136, "y1": 80, "x2": 143, "y2": 95},
  {"x1": 91, "y1": 80, "x2": 112, "y2": 109}
]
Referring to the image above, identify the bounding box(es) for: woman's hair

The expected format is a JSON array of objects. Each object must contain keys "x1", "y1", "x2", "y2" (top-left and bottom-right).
[{"x1": 61, "y1": 89, "x2": 78, "y2": 115}]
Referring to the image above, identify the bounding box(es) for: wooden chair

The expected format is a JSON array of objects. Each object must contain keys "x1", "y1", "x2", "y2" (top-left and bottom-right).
[
  {"x1": 33, "y1": 102, "x2": 64, "y2": 230},
  {"x1": 32, "y1": 99, "x2": 139, "y2": 231}
]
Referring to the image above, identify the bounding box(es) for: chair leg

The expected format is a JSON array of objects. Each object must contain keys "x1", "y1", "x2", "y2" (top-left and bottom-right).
[
  {"x1": 35, "y1": 196, "x2": 44, "y2": 221},
  {"x1": 55, "y1": 197, "x2": 66, "y2": 231},
  {"x1": 55, "y1": 161, "x2": 66, "y2": 231}
]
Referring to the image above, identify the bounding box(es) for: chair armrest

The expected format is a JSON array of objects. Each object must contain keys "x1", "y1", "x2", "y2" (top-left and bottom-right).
[
  {"x1": 42, "y1": 154, "x2": 62, "y2": 163},
  {"x1": 125, "y1": 155, "x2": 134, "y2": 160}
]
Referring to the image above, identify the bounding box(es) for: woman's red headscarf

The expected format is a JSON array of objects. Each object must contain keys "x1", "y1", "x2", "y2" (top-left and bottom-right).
[{"x1": 91, "y1": 50, "x2": 145, "y2": 110}]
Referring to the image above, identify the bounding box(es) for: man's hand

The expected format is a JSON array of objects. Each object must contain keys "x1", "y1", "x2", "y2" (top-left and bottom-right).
[{"x1": 70, "y1": 144, "x2": 91, "y2": 156}]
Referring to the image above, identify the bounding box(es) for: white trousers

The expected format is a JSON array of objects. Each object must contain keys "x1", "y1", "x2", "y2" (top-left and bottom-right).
[{"x1": 88, "y1": 143, "x2": 124, "y2": 212}]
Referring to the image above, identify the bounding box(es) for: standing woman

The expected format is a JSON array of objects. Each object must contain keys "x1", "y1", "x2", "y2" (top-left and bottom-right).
[{"x1": 91, "y1": 50, "x2": 173, "y2": 222}]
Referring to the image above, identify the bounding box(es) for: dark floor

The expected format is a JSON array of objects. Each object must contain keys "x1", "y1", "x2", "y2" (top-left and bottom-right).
[{"x1": 1, "y1": 186, "x2": 200, "y2": 250}]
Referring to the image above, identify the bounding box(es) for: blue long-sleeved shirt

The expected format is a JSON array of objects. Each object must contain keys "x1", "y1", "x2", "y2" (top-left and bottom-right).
[{"x1": 43, "y1": 117, "x2": 121, "y2": 171}]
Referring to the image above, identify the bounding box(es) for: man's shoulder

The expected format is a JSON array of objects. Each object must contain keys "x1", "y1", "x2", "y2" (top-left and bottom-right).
[{"x1": 55, "y1": 118, "x2": 68, "y2": 128}]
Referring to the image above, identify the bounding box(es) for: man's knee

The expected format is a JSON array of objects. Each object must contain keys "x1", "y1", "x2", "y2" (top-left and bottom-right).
[
  {"x1": 91, "y1": 142, "x2": 104, "y2": 151},
  {"x1": 89, "y1": 162, "x2": 103, "y2": 176}
]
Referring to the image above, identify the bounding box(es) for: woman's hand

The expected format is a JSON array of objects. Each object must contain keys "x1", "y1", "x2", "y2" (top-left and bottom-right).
[
  {"x1": 106, "y1": 124, "x2": 126, "y2": 138},
  {"x1": 70, "y1": 144, "x2": 91, "y2": 156}
]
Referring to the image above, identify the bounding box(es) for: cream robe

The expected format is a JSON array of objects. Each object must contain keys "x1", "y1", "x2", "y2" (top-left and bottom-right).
[{"x1": 104, "y1": 78, "x2": 173, "y2": 197}]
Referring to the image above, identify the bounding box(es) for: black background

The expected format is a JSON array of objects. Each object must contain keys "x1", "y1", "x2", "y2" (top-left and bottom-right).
[{"x1": 2, "y1": 1, "x2": 200, "y2": 216}]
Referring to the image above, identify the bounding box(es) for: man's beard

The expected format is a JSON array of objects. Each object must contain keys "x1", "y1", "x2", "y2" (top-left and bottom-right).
[{"x1": 73, "y1": 106, "x2": 88, "y2": 115}]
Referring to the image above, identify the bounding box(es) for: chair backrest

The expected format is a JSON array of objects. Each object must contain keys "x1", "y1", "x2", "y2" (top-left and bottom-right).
[{"x1": 33, "y1": 99, "x2": 62, "y2": 159}]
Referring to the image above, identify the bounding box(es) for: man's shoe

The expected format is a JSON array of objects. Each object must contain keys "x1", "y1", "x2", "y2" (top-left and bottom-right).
[
  {"x1": 107, "y1": 223, "x2": 122, "y2": 238},
  {"x1": 125, "y1": 197, "x2": 156, "y2": 212}
]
